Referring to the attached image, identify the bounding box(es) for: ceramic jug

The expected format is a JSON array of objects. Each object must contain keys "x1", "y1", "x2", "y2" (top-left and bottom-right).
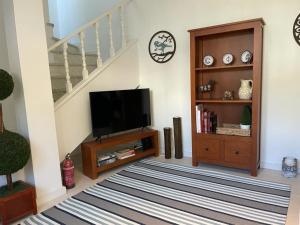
[{"x1": 238, "y1": 79, "x2": 253, "y2": 100}]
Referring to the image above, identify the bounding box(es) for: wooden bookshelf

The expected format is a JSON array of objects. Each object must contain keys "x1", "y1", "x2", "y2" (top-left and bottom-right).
[
  {"x1": 81, "y1": 129, "x2": 159, "y2": 179},
  {"x1": 189, "y1": 19, "x2": 264, "y2": 176}
]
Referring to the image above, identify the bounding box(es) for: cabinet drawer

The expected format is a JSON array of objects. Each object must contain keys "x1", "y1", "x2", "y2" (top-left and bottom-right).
[
  {"x1": 224, "y1": 141, "x2": 251, "y2": 165},
  {"x1": 197, "y1": 139, "x2": 220, "y2": 160}
]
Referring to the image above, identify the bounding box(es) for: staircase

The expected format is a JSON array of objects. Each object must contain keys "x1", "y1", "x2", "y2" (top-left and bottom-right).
[
  {"x1": 47, "y1": 34, "x2": 98, "y2": 101},
  {"x1": 46, "y1": 0, "x2": 140, "y2": 161},
  {"x1": 46, "y1": 0, "x2": 129, "y2": 103}
]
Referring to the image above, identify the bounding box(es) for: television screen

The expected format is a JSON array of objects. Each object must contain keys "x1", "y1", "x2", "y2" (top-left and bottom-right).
[{"x1": 89, "y1": 89, "x2": 151, "y2": 138}]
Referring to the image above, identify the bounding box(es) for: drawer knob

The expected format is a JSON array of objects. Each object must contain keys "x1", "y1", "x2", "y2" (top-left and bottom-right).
[
  {"x1": 235, "y1": 151, "x2": 239, "y2": 155},
  {"x1": 205, "y1": 148, "x2": 209, "y2": 151}
]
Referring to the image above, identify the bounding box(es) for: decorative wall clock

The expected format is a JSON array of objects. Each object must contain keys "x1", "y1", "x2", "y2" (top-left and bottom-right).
[
  {"x1": 293, "y1": 13, "x2": 300, "y2": 46},
  {"x1": 148, "y1": 31, "x2": 176, "y2": 63}
]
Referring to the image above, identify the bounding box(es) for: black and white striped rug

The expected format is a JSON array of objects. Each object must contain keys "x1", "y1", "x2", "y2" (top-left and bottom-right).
[{"x1": 22, "y1": 159, "x2": 291, "y2": 225}]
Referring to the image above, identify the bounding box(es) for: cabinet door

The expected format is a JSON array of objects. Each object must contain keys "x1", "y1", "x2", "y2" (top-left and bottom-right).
[
  {"x1": 197, "y1": 139, "x2": 221, "y2": 161},
  {"x1": 224, "y1": 141, "x2": 251, "y2": 167}
]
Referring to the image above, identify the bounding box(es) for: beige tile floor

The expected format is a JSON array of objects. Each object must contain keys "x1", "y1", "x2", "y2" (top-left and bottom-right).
[{"x1": 15, "y1": 156, "x2": 300, "y2": 225}]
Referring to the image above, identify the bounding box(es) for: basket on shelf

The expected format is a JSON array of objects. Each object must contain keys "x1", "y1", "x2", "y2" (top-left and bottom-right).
[{"x1": 216, "y1": 123, "x2": 251, "y2": 137}]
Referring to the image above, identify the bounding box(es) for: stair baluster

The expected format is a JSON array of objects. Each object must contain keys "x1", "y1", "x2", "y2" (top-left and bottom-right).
[
  {"x1": 63, "y1": 43, "x2": 72, "y2": 93},
  {"x1": 120, "y1": 5, "x2": 127, "y2": 48},
  {"x1": 79, "y1": 31, "x2": 89, "y2": 80},
  {"x1": 94, "y1": 22, "x2": 103, "y2": 68},
  {"x1": 108, "y1": 13, "x2": 115, "y2": 57}
]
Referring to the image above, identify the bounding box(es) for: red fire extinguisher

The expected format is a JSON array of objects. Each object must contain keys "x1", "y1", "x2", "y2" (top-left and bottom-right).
[{"x1": 63, "y1": 153, "x2": 75, "y2": 189}]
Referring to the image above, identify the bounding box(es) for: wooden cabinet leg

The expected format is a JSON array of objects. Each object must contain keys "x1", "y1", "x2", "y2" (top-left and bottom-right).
[
  {"x1": 192, "y1": 160, "x2": 198, "y2": 167},
  {"x1": 251, "y1": 168, "x2": 257, "y2": 177}
]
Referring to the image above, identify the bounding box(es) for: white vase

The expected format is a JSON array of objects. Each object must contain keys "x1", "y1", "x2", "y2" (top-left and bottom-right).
[{"x1": 238, "y1": 79, "x2": 253, "y2": 100}]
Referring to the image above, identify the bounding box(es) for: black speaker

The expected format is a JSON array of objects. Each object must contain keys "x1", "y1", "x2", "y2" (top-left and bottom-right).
[{"x1": 141, "y1": 137, "x2": 153, "y2": 150}]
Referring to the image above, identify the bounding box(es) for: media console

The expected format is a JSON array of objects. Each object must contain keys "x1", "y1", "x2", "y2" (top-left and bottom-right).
[{"x1": 81, "y1": 129, "x2": 159, "y2": 179}]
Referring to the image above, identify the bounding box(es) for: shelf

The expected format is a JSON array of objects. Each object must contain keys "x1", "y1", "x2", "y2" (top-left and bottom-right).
[
  {"x1": 96, "y1": 148, "x2": 157, "y2": 173},
  {"x1": 196, "y1": 99, "x2": 252, "y2": 104},
  {"x1": 198, "y1": 132, "x2": 252, "y2": 140},
  {"x1": 196, "y1": 64, "x2": 253, "y2": 72}
]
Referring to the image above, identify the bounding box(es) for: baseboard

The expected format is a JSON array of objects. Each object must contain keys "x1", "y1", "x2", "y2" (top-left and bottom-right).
[
  {"x1": 261, "y1": 161, "x2": 300, "y2": 173},
  {"x1": 158, "y1": 151, "x2": 192, "y2": 158},
  {"x1": 36, "y1": 186, "x2": 66, "y2": 208}
]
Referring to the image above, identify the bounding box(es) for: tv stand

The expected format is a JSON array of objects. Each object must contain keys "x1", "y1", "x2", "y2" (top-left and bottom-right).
[
  {"x1": 81, "y1": 129, "x2": 159, "y2": 179},
  {"x1": 95, "y1": 137, "x2": 102, "y2": 143}
]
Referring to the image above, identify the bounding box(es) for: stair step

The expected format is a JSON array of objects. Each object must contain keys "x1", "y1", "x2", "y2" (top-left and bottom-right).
[
  {"x1": 52, "y1": 37, "x2": 80, "y2": 51},
  {"x1": 51, "y1": 76, "x2": 82, "y2": 90},
  {"x1": 52, "y1": 88, "x2": 66, "y2": 102},
  {"x1": 48, "y1": 39, "x2": 80, "y2": 54},
  {"x1": 51, "y1": 75, "x2": 82, "y2": 79},
  {"x1": 50, "y1": 63, "x2": 97, "y2": 67},
  {"x1": 49, "y1": 51, "x2": 97, "y2": 64},
  {"x1": 50, "y1": 64, "x2": 97, "y2": 76},
  {"x1": 46, "y1": 23, "x2": 55, "y2": 48},
  {"x1": 46, "y1": 22, "x2": 54, "y2": 27}
]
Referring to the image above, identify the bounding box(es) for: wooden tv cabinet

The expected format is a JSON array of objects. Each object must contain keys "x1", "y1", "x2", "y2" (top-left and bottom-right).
[{"x1": 81, "y1": 129, "x2": 159, "y2": 179}]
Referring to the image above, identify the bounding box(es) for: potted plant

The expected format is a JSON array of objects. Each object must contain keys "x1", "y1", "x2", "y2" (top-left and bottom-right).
[
  {"x1": 240, "y1": 105, "x2": 252, "y2": 130},
  {"x1": 0, "y1": 69, "x2": 36, "y2": 224}
]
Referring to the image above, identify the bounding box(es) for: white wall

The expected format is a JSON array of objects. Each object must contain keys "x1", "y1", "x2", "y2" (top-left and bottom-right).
[
  {"x1": 0, "y1": 0, "x2": 22, "y2": 187},
  {"x1": 2, "y1": 0, "x2": 65, "y2": 206},
  {"x1": 48, "y1": 0, "x2": 59, "y2": 36},
  {"x1": 48, "y1": 0, "x2": 123, "y2": 59},
  {"x1": 0, "y1": 0, "x2": 17, "y2": 132},
  {"x1": 55, "y1": 42, "x2": 140, "y2": 161},
  {"x1": 128, "y1": 0, "x2": 300, "y2": 171},
  {"x1": 50, "y1": 0, "x2": 120, "y2": 38}
]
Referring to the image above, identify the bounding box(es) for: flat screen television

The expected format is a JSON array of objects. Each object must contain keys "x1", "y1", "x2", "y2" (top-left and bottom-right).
[{"x1": 89, "y1": 88, "x2": 151, "y2": 138}]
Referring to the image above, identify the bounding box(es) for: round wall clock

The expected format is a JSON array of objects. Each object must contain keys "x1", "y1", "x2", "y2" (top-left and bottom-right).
[
  {"x1": 148, "y1": 31, "x2": 176, "y2": 63},
  {"x1": 293, "y1": 13, "x2": 300, "y2": 46}
]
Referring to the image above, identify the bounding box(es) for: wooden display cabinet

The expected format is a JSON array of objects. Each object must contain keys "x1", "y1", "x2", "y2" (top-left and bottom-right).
[
  {"x1": 189, "y1": 19, "x2": 264, "y2": 176},
  {"x1": 81, "y1": 129, "x2": 159, "y2": 179}
]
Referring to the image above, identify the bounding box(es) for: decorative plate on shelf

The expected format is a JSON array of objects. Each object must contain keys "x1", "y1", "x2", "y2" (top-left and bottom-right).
[
  {"x1": 223, "y1": 53, "x2": 234, "y2": 65},
  {"x1": 241, "y1": 50, "x2": 253, "y2": 64},
  {"x1": 203, "y1": 55, "x2": 214, "y2": 66},
  {"x1": 148, "y1": 31, "x2": 176, "y2": 63}
]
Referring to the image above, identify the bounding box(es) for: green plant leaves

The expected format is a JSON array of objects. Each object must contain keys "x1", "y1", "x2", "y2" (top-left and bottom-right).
[{"x1": 0, "y1": 69, "x2": 14, "y2": 101}]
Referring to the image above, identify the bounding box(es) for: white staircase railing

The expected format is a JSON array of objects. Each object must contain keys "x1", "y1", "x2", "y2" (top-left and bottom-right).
[{"x1": 48, "y1": 0, "x2": 130, "y2": 96}]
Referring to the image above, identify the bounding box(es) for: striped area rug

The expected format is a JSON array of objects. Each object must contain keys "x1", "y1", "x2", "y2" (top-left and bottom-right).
[{"x1": 22, "y1": 159, "x2": 291, "y2": 225}]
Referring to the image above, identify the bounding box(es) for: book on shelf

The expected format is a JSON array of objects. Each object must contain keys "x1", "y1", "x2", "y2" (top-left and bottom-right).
[
  {"x1": 195, "y1": 104, "x2": 203, "y2": 133},
  {"x1": 117, "y1": 153, "x2": 136, "y2": 160},
  {"x1": 97, "y1": 153, "x2": 117, "y2": 167},
  {"x1": 115, "y1": 149, "x2": 135, "y2": 159},
  {"x1": 195, "y1": 104, "x2": 218, "y2": 133}
]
